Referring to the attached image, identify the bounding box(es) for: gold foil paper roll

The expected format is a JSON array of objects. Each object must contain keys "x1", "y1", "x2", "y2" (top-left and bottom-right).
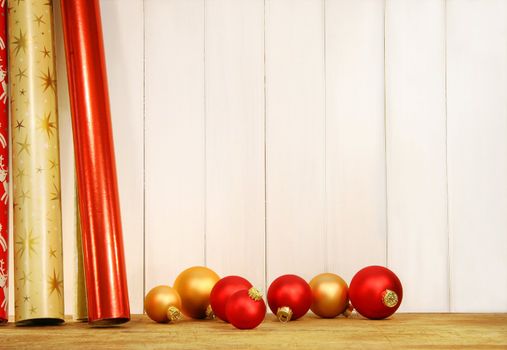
[
  {"x1": 8, "y1": 0, "x2": 65, "y2": 324},
  {"x1": 74, "y1": 187, "x2": 87, "y2": 321}
]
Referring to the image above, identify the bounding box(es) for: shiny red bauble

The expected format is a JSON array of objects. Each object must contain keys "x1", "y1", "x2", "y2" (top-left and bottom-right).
[
  {"x1": 267, "y1": 274, "x2": 312, "y2": 322},
  {"x1": 225, "y1": 288, "x2": 266, "y2": 330},
  {"x1": 349, "y1": 266, "x2": 403, "y2": 320},
  {"x1": 210, "y1": 276, "x2": 252, "y2": 322}
]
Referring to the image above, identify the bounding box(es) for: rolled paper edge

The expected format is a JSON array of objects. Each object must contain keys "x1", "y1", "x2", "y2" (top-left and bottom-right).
[
  {"x1": 89, "y1": 317, "x2": 130, "y2": 327},
  {"x1": 15, "y1": 318, "x2": 65, "y2": 327}
]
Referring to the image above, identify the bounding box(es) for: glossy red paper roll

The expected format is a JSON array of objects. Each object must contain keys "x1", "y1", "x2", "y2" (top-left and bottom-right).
[
  {"x1": 0, "y1": 0, "x2": 8, "y2": 324},
  {"x1": 60, "y1": 0, "x2": 130, "y2": 324}
]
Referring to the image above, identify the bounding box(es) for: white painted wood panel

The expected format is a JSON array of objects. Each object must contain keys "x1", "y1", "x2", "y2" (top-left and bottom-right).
[
  {"x1": 385, "y1": 0, "x2": 449, "y2": 312},
  {"x1": 265, "y1": 0, "x2": 326, "y2": 283},
  {"x1": 205, "y1": 0, "x2": 266, "y2": 290},
  {"x1": 447, "y1": 0, "x2": 507, "y2": 312},
  {"x1": 101, "y1": 0, "x2": 145, "y2": 314},
  {"x1": 8, "y1": 0, "x2": 507, "y2": 315},
  {"x1": 325, "y1": 0, "x2": 386, "y2": 283},
  {"x1": 145, "y1": 0, "x2": 206, "y2": 291}
]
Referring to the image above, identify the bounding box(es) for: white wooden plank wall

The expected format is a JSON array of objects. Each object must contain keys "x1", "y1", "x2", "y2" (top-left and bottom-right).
[
  {"x1": 145, "y1": 0, "x2": 206, "y2": 296},
  {"x1": 385, "y1": 0, "x2": 449, "y2": 312},
  {"x1": 265, "y1": 0, "x2": 326, "y2": 283},
  {"x1": 9, "y1": 0, "x2": 507, "y2": 315},
  {"x1": 205, "y1": 0, "x2": 266, "y2": 291},
  {"x1": 325, "y1": 0, "x2": 386, "y2": 284},
  {"x1": 447, "y1": 0, "x2": 507, "y2": 312},
  {"x1": 101, "y1": 0, "x2": 145, "y2": 315}
]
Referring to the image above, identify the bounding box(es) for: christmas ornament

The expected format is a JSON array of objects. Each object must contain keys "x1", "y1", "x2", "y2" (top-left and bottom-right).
[
  {"x1": 0, "y1": 0, "x2": 8, "y2": 324},
  {"x1": 349, "y1": 266, "x2": 403, "y2": 320},
  {"x1": 210, "y1": 276, "x2": 252, "y2": 322},
  {"x1": 145, "y1": 286, "x2": 183, "y2": 323},
  {"x1": 60, "y1": 0, "x2": 130, "y2": 325},
  {"x1": 226, "y1": 288, "x2": 266, "y2": 330},
  {"x1": 9, "y1": 0, "x2": 65, "y2": 325},
  {"x1": 174, "y1": 266, "x2": 220, "y2": 319},
  {"x1": 267, "y1": 274, "x2": 312, "y2": 322},
  {"x1": 309, "y1": 273, "x2": 352, "y2": 318}
]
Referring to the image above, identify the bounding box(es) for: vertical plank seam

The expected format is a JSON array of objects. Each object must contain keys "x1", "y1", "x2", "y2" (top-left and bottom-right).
[
  {"x1": 263, "y1": 0, "x2": 268, "y2": 293},
  {"x1": 322, "y1": 0, "x2": 328, "y2": 272},
  {"x1": 444, "y1": 0, "x2": 452, "y2": 312},
  {"x1": 203, "y1": 0, "x2": 208, "y2": 267},
  {"x1": 383, "y1": 0, "x2": 389, "y2": 268},
  {"x1": 142, "y1": 0, "x2": 147, "y2": 313}
]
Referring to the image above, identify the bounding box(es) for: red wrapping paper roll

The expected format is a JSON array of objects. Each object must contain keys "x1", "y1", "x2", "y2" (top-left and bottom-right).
[
  {"x1": 60, "y1": 0, "x2": 130, "y2": 324},
  {"x1": 0, "y1": 0, "x2": 8, "y2": 324}
]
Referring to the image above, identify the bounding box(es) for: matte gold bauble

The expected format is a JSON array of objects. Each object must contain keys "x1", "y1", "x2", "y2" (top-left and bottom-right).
[
  {"x1": 173, "y1": 266, "x2": 220, "y2": 319},
  {"x1": 309, "y1": 273, "x2": 350, "y2": 318},
  {"x1": 145, "y1": 285, "x2": 183, "y2": 323}
]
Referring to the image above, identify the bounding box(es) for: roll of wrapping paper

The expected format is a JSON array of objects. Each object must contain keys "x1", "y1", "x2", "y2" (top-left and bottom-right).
[
  {"x1": 74, "y1": 187, "x2": 87, "y2": 321},
  {"x1": 0, "y1": 0, "x2": 8, "y2": 324},
  {"x1": 60, "y1": 0, "x2": 130, "y2": 324},
  {"x1": 8, "y1": 0, "x2": 65, "y2": 324}
]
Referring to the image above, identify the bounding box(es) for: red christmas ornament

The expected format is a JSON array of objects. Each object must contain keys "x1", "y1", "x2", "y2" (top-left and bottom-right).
[
  {"x1": 267, "y1": 274, "x2": 312, "y2": 322},
  {"x1": 226, "y1": 288, "x2": 266, "y2": 330},
  {"x1": 210, "y1": 276, "x2": 252, "y2": 322},
  {"x1": 349, "y1": 266, "x2": 403, "y2": 320}
]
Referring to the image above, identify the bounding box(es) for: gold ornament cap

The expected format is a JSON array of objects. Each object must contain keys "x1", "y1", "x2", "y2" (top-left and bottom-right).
[
  {"x1": 166, "y1": 306, "x2": 183, "y2": 322},
  {"x1": 248, "y1": 287, "x2": 263, "y2": 301},
  {"x1": 277, "y1": 306, "x2": 293, "y2": 323},
  {"x1": 342, "y1": 303, "x2": 354, "y2": 318},
  {"x1": 205, "y1": 304, "x2": 215, "y2": 320},
  {"x1": 382, "y1": 289, "x2": 399, "y2": 308}
]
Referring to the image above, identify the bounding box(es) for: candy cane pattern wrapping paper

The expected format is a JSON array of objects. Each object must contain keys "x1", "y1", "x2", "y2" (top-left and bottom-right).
[{"x1": 0, "y1": 0, "x2": 8, "y2": 324}]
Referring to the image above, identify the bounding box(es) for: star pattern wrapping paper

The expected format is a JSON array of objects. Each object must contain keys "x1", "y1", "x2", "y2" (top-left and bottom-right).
[
  {"x1": 0, "y1": 0, "x2": 9, "y2": 323},
  {"x1": 8, "y1": 0, "x2": 64, "y2": 323}
]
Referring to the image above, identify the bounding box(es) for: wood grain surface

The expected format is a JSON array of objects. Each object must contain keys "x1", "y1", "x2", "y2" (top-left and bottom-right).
[{"x1": 0, "y1": 314, "x2": 505, "y2": 349}]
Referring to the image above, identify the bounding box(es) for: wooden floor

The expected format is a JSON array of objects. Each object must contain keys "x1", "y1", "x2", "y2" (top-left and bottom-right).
[{"x1": 0, "y1": 313, "x2": 505, "y2": 349}]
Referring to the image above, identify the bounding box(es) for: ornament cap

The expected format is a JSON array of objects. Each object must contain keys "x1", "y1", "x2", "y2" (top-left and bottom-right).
[
  {"x1": 277, "y1": 306, "x2": 293, "y2": 323},
  {"x1": 382, "y1": 289, "x2": 399, "y2": 308},
  {"x1": 205, "y1": 304, "x2": 215, "y2": 319},
  {"x1": 248, "y1": 287, "x2": 263, "y2": 301},
  {"x1": 166, "y1": 306, "x2": 182, "y2": 322},
  {"x1": 342, "y1": 303, "x2": 354, "y2": 318}
]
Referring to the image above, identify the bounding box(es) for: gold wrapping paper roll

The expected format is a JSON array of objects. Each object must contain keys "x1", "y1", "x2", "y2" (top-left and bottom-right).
[
  {"x1": 8, "y1": 0, "x2": 65, "y2": 324},
  {"x1": 74, "y1": 187, "x2": 87, "y2": 321}
]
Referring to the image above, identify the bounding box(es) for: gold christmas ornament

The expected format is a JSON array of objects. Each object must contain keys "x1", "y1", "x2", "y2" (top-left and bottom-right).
[
  {"x1": 173, "y1": 266, "x2": 220, "y2": 319},
  {"x1": 309, "y1": 273, "x2": 350, "y2": 318},
  {"x1": 145, "y1": 286, "x2": 182, "y2": 323}
]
